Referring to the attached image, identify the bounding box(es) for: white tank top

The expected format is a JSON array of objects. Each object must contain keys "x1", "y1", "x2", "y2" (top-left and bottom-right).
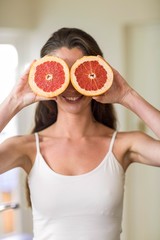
[{"x1": 28, "y1": 131, "x2": 125, "y2": 240}]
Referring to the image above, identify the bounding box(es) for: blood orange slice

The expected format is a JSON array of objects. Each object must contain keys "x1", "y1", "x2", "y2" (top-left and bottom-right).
[
  {"x1": 70, "y1": 56, "x2": 113, "y2": 96},
  {"x1": 29, "y1": 56, "x2": 70, "y2": 97}
]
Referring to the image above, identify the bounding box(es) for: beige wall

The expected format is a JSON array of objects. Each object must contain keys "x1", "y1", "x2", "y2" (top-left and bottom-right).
[
  {"x1": 123, "y1": 23, "x2": 160, "y2": 240},
  {"x1": 0, "y1": 0, "x2": 160, "y2": 239}
]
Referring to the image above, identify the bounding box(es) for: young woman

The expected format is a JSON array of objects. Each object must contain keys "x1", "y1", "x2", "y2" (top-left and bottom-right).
[{"x1": 0, "y1": 27, "x2": 160, "y2": 240}]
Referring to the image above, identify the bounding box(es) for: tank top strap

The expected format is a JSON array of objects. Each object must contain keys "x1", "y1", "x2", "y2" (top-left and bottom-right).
[
  {"x1": 34, "y1": 132, "x2": 40, "y2": 153},
  {"x1": 108, "y1": 131, "x2": 117, "y2": 153}
]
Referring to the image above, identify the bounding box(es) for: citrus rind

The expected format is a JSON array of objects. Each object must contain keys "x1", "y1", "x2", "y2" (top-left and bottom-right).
[
  {"x1": 28, "y1": 55, "x2": 70, "y2": 97},
  {"x1": 70, "y1": 56, "x2": 113, "y2": 96}
]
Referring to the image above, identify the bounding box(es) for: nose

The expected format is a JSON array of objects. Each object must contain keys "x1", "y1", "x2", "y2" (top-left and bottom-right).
[
  {"x1": 62, "y1": 82, "x2": 80, "y2": 95},
  {"x1": 66, "y1": 82, "x2": 76, "y2": 91}
]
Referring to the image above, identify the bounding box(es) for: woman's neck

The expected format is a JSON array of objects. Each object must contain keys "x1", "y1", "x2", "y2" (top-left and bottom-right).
[{"x1": 52, "y1": 111, "x2": 97, "y2": 139}]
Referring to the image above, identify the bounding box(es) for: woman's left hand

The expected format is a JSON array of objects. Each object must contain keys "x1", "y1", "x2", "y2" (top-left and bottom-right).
[{"x1": 92, "y1": 67, "x2": 132, "y2": 105}]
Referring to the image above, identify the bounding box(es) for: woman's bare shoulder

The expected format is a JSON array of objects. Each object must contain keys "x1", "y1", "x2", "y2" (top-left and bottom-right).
[
  {"x1": 113, "y1": 130, "x2": 144, "y2": 170},
  {"x1": 116, "y1": 130, "x2": 150, "y2": 143},
  {"x1": 1, "y1": 133, "x2": 35, "y2": 146},
  {"x1": 0, "y1": 133, "x2": 36, "y2": 174}
]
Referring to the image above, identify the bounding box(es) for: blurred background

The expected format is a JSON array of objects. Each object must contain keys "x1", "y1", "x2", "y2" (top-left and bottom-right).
[{"x1": 0, "y1": 0, "x2": 160, "y2": 239}]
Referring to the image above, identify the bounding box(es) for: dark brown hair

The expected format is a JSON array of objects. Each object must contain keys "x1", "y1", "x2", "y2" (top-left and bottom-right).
[{"x1": 26, "y1": 27, "x2": 117, "y2": 207}]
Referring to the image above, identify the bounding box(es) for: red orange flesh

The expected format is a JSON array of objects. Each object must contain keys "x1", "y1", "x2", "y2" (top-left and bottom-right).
[
  {"x1": 28, "y1": 55, "x2": 70, "y2": 97},
  {"x1": 70, "y1": 56, "x2": 113, "y2": 96}
]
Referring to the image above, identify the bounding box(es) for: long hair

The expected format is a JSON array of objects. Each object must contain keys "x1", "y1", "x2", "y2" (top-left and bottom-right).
[
  {"x1": 26, "y1": 27, "x2": 117, "y2": 207},
  {"x1": 32, "y1": 27, "x2": 117, "y2": 132}
]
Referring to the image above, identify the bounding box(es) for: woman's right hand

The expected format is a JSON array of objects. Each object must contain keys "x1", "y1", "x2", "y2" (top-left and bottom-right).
[
  {"x1": 9, "y1": 61, "x2": 57, "y2": 109},
  {"x1": 0, "y1": 61, "x2": 57, "y2": 132}
]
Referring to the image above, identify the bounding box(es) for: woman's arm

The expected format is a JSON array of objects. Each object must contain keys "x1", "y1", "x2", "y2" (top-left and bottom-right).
[
  {"x1": 121, "y1": 87, "x2": 160, "y2": 166},
  {"x1": 126, "y1": 131, "x2": 160, "y2": 167},
  {"x1": 0, "y1": 95, "x2": 20, "y2": 132},
  {"x1": 0, "y1": 136, "x2": 28, "y2": 174},
  {"x1": 0, "y1": 64, "x2": 33, "y2": 132},
  {"x1": 122, "y1": 89, "x2": 160, "y2": 138},
  {"x1": 0, "y1": 62, "x2": 56, "y2": 173},
  {"x1": 93, "y1": 66, "x2": 160, "y2": 167},
  {"x1": 0, "y1": 62, "x2": 56, "y2": 133},
  {"x1": 93, "y1": 68, "x2": 160, "y2": 138}
]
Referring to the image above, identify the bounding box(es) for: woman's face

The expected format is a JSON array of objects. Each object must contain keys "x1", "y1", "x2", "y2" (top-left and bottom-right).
[{"x1": 51, "y1": 47, "x2": 92, "y2": 115}]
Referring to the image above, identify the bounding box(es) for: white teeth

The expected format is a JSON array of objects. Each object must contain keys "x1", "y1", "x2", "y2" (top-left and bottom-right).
[{"x1": 65, "y1": 97, "x2": 80, "y2": 101}]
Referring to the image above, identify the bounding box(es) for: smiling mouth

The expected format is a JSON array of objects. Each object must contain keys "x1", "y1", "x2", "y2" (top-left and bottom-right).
[{"x1": 62, "y1": 95, "x2": 83, "y2": 102}]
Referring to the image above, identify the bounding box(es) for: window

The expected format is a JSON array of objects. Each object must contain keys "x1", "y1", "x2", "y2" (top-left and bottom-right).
[
  {"x1": 0, "y1": 44, "x2": 18, "y2": 135},
  {"x1": 0, "y1": 44, "x2": 19, "y2": 234}
]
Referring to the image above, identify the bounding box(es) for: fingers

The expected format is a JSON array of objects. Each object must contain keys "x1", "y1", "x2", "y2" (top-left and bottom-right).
[
  {"x1": 19, "y1": 60, "x2": 37, "y2": 86},
  {"x1": 23, "y1": 60, "x2": 37, "y2": 76},
  {"x1": 92, "y1": 94, "x2": 106, "y2": 103}
]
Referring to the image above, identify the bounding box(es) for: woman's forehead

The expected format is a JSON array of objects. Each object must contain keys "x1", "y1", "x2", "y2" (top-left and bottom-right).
[{"x1": 51, "y1": 47, "x2": 84, "y2": 68}]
